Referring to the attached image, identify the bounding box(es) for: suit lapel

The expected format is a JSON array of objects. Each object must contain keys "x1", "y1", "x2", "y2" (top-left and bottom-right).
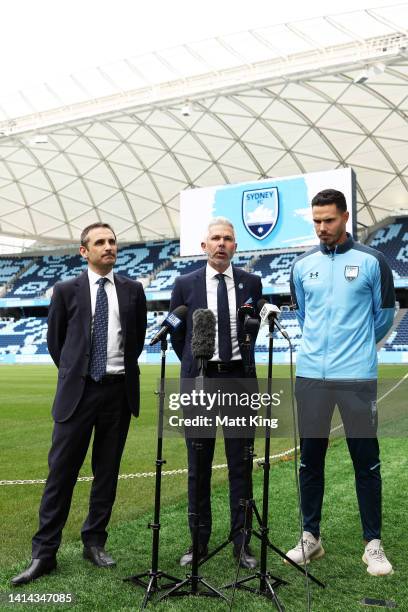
[
  {"x1": 114, "y1": 274, "x2": 129, "y2": 339},
  {"x1": 75, "y1": 271, "x2": 92, "y2": 344},
  {"x1": 195, "y1": 267, "x2": 208, "y2": 308},
  {"x1": 233, "y1": 266, "x2": 246, "y2": 308}
]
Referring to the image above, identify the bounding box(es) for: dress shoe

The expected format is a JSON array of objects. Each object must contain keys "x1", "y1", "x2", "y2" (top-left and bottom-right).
[
  {"x1": 179, "y1": 545, "x2": 208, "y2": 567},
  {"x1": 11, "y1": 558, "x2": 57, "y2": 586},
  {"x1": 83, "y1": 546, "x2": 116, "y2": 568},
  {"x1": 233, "y1": 545, "x2": 258, "y2": 569}
]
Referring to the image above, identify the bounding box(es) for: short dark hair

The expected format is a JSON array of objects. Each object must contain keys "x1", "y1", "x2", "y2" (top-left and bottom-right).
[
  {"x1": 80, "y1": 223, "x2": 116, "y2": 248},
  {"x1": 311, "y1": 189, "x2": 347, "y2": 212}
]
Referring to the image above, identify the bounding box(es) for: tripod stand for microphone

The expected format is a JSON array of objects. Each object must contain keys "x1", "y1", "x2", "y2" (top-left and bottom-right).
[
  {"x1": 124, "y1": 336, "x2": 182, "y2": 608},
  {"x1": 159, "y1": 356, "x2": 228, "y2": 602},
  {"x1": 223, "y1": 315, "x2": 325, "y2": 610}
]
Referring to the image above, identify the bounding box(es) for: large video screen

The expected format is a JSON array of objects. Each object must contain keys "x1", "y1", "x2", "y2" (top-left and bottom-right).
[{"x1": 180, "y1": 168, "x2": 356, "y2": 256}]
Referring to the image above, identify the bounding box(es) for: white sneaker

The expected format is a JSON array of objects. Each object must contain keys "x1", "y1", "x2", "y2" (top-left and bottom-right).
[
  {"x1": 285, "y1": 531, "x2": 325, "y2": 565},
  {"x1": 363, "y1": 540, "x2": 393, "y2": 576}
]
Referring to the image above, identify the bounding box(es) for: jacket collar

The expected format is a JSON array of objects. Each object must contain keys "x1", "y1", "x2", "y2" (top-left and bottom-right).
[{"x1": 320, "y1": 233, "x2": 354, "y2": 256}]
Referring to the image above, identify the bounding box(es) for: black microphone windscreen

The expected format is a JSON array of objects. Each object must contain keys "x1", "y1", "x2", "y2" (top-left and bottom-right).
[
  {"x1": 257, "y1": 298, "x2": 268, "y2": 314},
  {"x1": 191, "y1": 309, "x2": 216, "y2": 360},
  {"x1": 237, "y1": 303, "x2": 256, "y2": 322}
]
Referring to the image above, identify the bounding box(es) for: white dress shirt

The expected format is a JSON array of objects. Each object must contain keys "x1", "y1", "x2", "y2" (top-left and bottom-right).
[
  {"x1": 87, "y1": 268, "x2": 124, "y2": 374},
  {"x1": 206, "y1": 263, "x2": 241, "y2": 361}
]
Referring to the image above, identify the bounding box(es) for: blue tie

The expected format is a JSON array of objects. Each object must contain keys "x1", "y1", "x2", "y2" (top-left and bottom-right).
[
  {"x1": 215, "y1": 273, "x2": 232, "y2": 362},
  {"x1": 89, "y1": 277, "x2": 109, "y2": 382}
]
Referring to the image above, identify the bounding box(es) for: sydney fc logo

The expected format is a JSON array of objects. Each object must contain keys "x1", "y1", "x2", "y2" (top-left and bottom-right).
[
  {"x1": 344, "y1": 265, "x2": 359, "y2": 281},
  {"x1": 242, "y1": 186, "x2": 279, "y2": 240}
]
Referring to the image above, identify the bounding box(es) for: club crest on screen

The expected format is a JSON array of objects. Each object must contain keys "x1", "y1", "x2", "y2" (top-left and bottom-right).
[{"x1": 242, "y1": 186, "x2": 279, "y2": 240}]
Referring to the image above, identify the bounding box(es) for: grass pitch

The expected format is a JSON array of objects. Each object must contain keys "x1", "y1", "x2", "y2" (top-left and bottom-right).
[{"x1": 0, "y1": 364, "x2": 407, "y2": 611}]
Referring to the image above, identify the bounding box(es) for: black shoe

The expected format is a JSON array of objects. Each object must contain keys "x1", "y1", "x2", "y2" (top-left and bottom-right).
[
  {"x1": 11, "y1": 558, "x2": 57, "y2": 586},
  {"x1": 83, "y1": 546, "x2": 116, "y2": 568},
  {"x1": 233, "y1": 545, "x2": 258, "y2": 569},
  {"x1": 179, "y1": 545, "x2": 208, "y2": 567}
]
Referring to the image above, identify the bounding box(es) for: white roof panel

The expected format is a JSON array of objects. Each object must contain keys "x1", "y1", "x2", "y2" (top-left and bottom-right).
[{"x1": 0, "y1": 4, "x2": 407, "y2": 243}]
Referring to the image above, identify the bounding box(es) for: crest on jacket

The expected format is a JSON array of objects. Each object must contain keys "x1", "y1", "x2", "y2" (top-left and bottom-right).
[
  {"x1": 344, "y1": 265, "x2": 359, "y2": 281},
  {"x1": 242, "y1": 186, "x2": 279, "y2": 240}
]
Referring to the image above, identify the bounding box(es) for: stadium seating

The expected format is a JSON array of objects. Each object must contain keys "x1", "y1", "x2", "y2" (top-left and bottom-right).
[
  {"x1": 382, "y1": 311, "x2": 408, "y2": 352},
  {"x1": 252, "y1": 252, "x2": 302, "y2": 287},
  {"x1": 0, "y1": 317, "x2": 48, "y2": 356},
  {"x1": 0, "y1": 256, "x2": 35, "y2": 286},
  {"x1": 148, "y1": 252, "x2": 254, "y2": 292},
  {"x1": 256, "y1": 310, "x2": 302, "y2": 353},
  {"x1": 369, "y1": 219, "x2": 408, "y2": 278},
  {"x1": 3, "y1": 240, "x2": 180, "y2": 299},
  {"x1": 145, "y1": 311, "x2": 169, "y2": 353}
]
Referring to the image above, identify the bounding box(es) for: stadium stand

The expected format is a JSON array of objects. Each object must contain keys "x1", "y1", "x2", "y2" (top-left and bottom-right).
[
  {"x1": 382, "y1": 311, "x2": 408, "y2": 352},
  {"x1": 2, "y1": 224, "x2": 408, "y2": 363},
  {"x1": 369, "y1": 219, "x2": 408, "y2": 279},
  {"x1": 252, "y1": 252, "x2": 303, "y2": 287},
  {"x1": 2, "y1": 240, "x2": 180, "y2": 299},
  {"x1": 0, "y1": 256, "x2": 35, "y2": 296},
  {"x1": 148, "y1": 252, "x2": 254, "y2": 292},
  {"x1": 0, "y1": 317, "x2": 48, "y2": 356},
  {"x1": 256, "y1": 310, "x2": 302, "y2": 353}
]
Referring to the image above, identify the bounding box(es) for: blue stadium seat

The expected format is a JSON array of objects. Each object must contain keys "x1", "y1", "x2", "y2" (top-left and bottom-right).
[
  {"x1": 0, "y1": 317, "x2": 48, "y2": 355},
  {"x1": 369, "y1": 219, "x2": 408, "y2": 279},
  {"x1": 383, "y1": 311, "x2": 408, "y2": 352}
]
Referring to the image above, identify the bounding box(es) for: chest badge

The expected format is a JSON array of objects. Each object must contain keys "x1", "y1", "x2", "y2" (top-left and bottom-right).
[{"x1": 344, "y1": 265, "x2": 359, "y2": 281}]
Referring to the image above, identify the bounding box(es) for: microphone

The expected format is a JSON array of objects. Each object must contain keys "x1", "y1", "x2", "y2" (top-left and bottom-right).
[
  {"x1": 150, "y1": 305, "x2": 188, "y2": 346},
  {"x1": 191, "y1": 309, "x2": 216, "y2": 360},
  {"x1": 257, "y1": 298, "x2": 290, "y2": 340},
  {"x1": 237, "y1": 303, "x2": 259, "y2": 335}
]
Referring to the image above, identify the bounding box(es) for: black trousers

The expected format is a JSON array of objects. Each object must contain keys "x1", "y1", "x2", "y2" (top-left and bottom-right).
[
  {"x1": 32, "y1": 377, "x2": 131, "y2": 559},
  {"x1": 185, "y1": 362, "x2": 255, "y2": 548},
  {"x1": 295, "y1": 377, "x2": 381, "y2": 542}
]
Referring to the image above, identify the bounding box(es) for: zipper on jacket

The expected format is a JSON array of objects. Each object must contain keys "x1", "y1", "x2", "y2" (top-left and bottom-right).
[{"x1": 322, "y1": 249, "x2": 335, "y2": 379}]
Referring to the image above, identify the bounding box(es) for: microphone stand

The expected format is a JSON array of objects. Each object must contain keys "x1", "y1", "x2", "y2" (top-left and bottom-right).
[
  {"x1": 200, "y1": 324, "x2": 256, "y2": 565},
  {"x1": 124, "y1": 336, "x2": 182, "y2": 608},
  {"x1": 223, "y1": 314, "x2": 325, "y2": 610},
  {"x1": 159, "y1": 353, "x2": 228, "y2": 602}
]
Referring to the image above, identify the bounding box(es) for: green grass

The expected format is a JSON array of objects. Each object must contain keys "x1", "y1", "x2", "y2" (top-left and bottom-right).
[{"x1": 0, "y1": 365, "x2": 407, "y2": 611}]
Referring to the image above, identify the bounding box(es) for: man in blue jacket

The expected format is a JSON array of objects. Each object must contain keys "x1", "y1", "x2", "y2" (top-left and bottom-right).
[{"x1": 288, "y1": 189, "x2": 395, "y2": 576}]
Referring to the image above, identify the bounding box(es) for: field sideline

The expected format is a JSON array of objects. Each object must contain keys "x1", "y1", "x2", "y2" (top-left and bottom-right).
[{"x1": 0, "y1": 364, "x2": 407, "y2": 611}]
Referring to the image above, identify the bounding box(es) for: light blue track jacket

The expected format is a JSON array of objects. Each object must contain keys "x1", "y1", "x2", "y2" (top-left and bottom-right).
[{"x1": 290, "y1": 234, "x2": 395, "y2": 380}]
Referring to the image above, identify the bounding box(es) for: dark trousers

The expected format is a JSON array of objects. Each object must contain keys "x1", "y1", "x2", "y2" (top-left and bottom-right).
[
  {"x1": 185, "y1": 362, "x2": 254, "y2": 548},
  {"x1": 32, "y1": 378, "x2": 131, "y2": 559},
  {"x1": 296, "y1": 377, "x2": 381, "y2": 542}
]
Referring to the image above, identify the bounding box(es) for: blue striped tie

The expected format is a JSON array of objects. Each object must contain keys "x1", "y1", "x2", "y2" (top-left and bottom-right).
[{"x1": 89, "y1": 277, "x2": 109, "y2": 382}]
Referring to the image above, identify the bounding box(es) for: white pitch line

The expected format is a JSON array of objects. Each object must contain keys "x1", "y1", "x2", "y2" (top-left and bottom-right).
[{"x1": 2, "y1": 372, "x2": 407, "y2": 487}]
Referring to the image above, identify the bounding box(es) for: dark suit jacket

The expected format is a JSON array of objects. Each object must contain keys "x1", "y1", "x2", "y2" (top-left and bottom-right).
[
  {"x1": 47, "y1": 271, "x2": 147, "y2": 422},
  {"x1": 169, "y1": 265, "x2": 262, "y2": 377}
]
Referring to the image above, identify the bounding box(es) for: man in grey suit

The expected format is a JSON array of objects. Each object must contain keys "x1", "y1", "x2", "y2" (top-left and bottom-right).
[{"x1": 12, "y1": 223, "x2": 147, "y2": 585}]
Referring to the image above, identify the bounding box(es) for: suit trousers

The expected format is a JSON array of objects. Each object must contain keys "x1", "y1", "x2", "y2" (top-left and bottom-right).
[
  {"x1": 185, "y1": 362, "x2": 255, "y2": 548},
  {"x1": 32, "y1": 377, "x2": 131, "y2": 559}
]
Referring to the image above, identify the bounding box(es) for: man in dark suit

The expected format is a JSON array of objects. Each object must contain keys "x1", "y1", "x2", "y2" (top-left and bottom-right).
[
  {"x1": 11, "y1": 223, "x2": 147, "y2": 586},
  {"x1": 170, "y1": 217, "x2": 262, "y2": 569}
]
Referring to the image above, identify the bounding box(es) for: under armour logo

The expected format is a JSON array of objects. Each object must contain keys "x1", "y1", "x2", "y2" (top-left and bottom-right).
[{"x1": 309, "y1": 272, "x2": 319, "y2": 279}]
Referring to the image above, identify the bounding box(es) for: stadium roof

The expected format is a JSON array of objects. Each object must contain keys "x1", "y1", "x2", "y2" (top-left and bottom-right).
[{"x1": 0, "y1": 3, "x2": 407, "y2": 246}]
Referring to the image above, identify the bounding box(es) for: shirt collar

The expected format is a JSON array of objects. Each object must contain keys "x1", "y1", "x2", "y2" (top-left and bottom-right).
[
  {"x1": 87, "y1": 267, "x2": 114, "y2": 285},
  {"x1": 206, "y1": 262, "x2": 233, "y2": 279},
  {"x1": 320, "y1": 233, "x2": 354, "y2": 256}
]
